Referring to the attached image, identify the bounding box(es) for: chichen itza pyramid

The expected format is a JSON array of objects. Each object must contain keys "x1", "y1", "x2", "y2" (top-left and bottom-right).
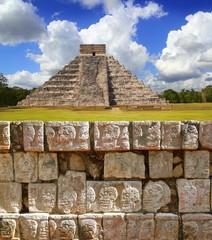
[{"x1": 18, "y1": 44, "x2": 164, "y2": 106}]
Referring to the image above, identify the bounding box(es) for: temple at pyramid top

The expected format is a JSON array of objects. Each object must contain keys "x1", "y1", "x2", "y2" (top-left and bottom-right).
[{"x1": 18, "y1": 44, "x2": 165, "y2": 106}]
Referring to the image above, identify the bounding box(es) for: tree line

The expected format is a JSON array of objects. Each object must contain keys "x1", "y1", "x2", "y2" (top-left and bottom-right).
[
  {"x1": 0, "y1": 73, "x2": 32, "y2": 107},
  {"x1": 160, "y1": 86, "x2": 212, "y2": 103}
]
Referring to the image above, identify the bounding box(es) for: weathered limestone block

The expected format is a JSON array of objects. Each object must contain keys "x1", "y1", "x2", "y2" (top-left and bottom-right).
[
  {"x1": 177, "y1": 179, "x2": 210, "y2": 212},
  {"x1": 182, "y1": 121, "x2": 199, "y2": 149},
  {"x1": 29, "y1": 183, "x2": 57, "y2": 213},
  {"x1": 10, "y1": 121, "x2": 23, "y2": 150},
  {"x1": 94, "y1": 122, "x2": 130, "y2": 151},
  {"x1": 103, "y1": 213, "x2": 126, "y2": 240},
  {"x1": 78, "y1": 214, "x2": 103, "y2": 240},
  {"x1": 23, "y1": 121, "x2": 44, "y2": 152},
  {"x1": 184, "y1": 151, "x2": 210, "y2": 179},
  {"x1": 49, "y1": 214, "x2": 78, "y2": 240},
  {"x1": 0, "y1": 153, "x2": 14, "y2": 182},
  {"x1": 14, "y1": 152, "x2": 38, "y2": 183},
  {"x1": 182, "y1": 214, "x2": 212, "y2": 240},
  {"x1": 68, "y1": 153, "x2": 86, "y2": 171},
  {"x1": 161, "y1": 121, "x2": 182, "y2": 149},
  {"x1": 0, "y1": 121, "x2": 10, "y2": 150},
  {"x1": 149, "y1": 151, "x2": 173, "y2": 178},
  {"x1": 143, "y1": 180, "x2": 171, "y2": 212},
  {"x1": 155, "y1": 213, "x2": 179, "y2": 240},
  {"x1": 46, "y1": 121, "x2": 90, "y2": 151},
  {"x1": 199, "y1": 121, "x2": 212, "y2": 149},
  {"x1": 58, "y1": 171, "x2": 86, "y2": 214},
  {"x1": 87, "y1": 181, "x2": 142, "y2": 212},
  {"x1": 38, "y1": 153, "x2": 58, "y2": 181},
  {"x1": 0, "y1": 183, "x2": 22, "y2": 213},
  {"x1": 126, "y1": 213, "x2": 154, "y2": 240},
  {"x1": 19, "y1": 214, "x2": 49, "y2": 240},
  {"x1": 0, "y1": 214, "x2": 19, "y2": 239},
  {"x1": 132, "y1": 121, "x2": 161, "y2": 150},
  {"x1": 104, "y1": 152, "x2": 145, "y2": 179}
]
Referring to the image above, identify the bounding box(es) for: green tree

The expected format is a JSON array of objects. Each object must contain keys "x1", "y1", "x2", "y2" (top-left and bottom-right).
[
  {"x1": 0, "y1": 73, "x2": 8, "y2": 87},
  {"x1": 202, "y1": 85, "x2": 212, "y2": 102},
  {"x1": 160, "y1": 89, "x2": 180, "y2": 103}
]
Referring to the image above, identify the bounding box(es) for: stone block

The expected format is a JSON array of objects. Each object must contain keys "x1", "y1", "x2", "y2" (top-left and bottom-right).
[
  {"x1": 46, "y1": 121, "x2": 90, "y2": 151},
  {"x1": 0, "y1": 121, "x2": 10, "y2": 150},
  {"x1": 182, "y1": 214, "x2": 212, "y2": 240},
  {"x1": 19, "y1": 213, "x2": 49, "y2": 240},
  {"x1": 177, "y1": 179, "x2": 210, "y2": 212},
  {"x1": 126, "y1": 213, "x2": 154, "y2": 240},
  {"x1": 143, "y1": 180, "x2": 171, "y2": 212},
  {"x1": 10, "y1": 121, "x2": 24, "y2": 150},
  {"x1": 132, "y1": 121, "x2": 161, "y2": 150},
  {"x1": 161, "y1": 121, "x2": 182, "y2": 149},
  {"x1": 94, "y1": 121, "x2": 130, "y2": 151},
  {"x1": 38, "y1": 153, "x2": 58, "y2": 181},
  {"x1": 58, "y1": 171, "x2": 86, "y2": 214},
  {"x1": 149, "y1": 151, "x2": 173, "y2": 178},
  {"x1": 23, "y1": 121, "x2": 44, "y2": 152},
  {"x1": 78, "y1": 214, "x2": 103, "y2": 240},
  {"x1": 68, "y1": 153, "x2": 86, "y2": 171},
  {"x1": 0, "y1": 214, "x2": 20, "y2": 239},
  {"x1": 49, "y1": 214, "x2": 78, "y2": 240},
  {"x1": 199, "y1": 121, "x2": 212, "y2": 149},
  {"x1": 182, "y1": 121, "x2": 199, "y2": 149},
  {"x1": 103, "y1": 213, "x2": 126, "y2": 240},
  {"x1": 0, "y1": 183, "x2": 22, "y2": 213},
  {"x1": 0, "y1": 153, "x2": 14, "y2": 182},
  {"x1": 184, "y1": 151, "x2": 210, "y2": 179},
  {"x1": 14, "y1": 152, "x2": 38, "y2": 183},
  {"x1": 87, "y1": 181, "x2": 142, "y2": 212},
  {"x1": 104, "y1": 152, "x2": 145, "y2": 179},
  {"x1": 29, "y1": 183, "x2": 57, "y2": 213},
  {"x1": 155, "y1": 213, "x2": 179, "y2": 240}
]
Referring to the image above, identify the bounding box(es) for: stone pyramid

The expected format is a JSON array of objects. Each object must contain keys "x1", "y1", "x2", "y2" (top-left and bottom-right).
[{"x1": 18, "y1": 44, "x2": 164, "y2": 106}]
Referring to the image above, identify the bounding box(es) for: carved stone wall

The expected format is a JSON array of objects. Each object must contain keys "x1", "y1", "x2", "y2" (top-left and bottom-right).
[{"x1": 0, "y1": 120, "x2": 212, "y2": 239}]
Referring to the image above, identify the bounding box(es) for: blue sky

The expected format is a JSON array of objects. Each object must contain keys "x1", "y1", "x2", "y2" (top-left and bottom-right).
[{"x1": 1, "y1": 0, "x2": 212, "y2": 92}]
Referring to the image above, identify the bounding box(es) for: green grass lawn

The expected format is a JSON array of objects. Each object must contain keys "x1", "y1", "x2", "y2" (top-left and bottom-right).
[{"x1": 0, "y1": 103, "x2": 212, "y2": 121}]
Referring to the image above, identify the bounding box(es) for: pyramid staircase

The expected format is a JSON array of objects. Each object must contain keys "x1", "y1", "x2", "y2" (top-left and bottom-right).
[{"x1": 18, "y1": 44, "x2": 165, "y2": 106}]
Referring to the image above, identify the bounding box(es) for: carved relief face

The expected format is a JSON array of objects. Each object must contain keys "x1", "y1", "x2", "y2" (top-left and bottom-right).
[
  {"x1": 183, "y1": 222, "x2": 198, "y2": 240},
  {"x1": 80, "y1": 219, "x2": 98, "y2": 240},
  {"x1": 102, "y1": 125, "x2": 120, "y2": 140},
  {"x1": 143, "y1": 183, "x2": 163, "y2": 206},
  {"x1": 2, "y1": 126, "x2": 9, "y2": 145},
  {"x1": 60, "y1": 191, "x2": 77, "y2": 213},
  {"x1": 99, "y1": 186, "x2": 118, "y2": 209},
  {"x1": 121, "y1": 186, "x2": 140, "y2": 209},
  {"x1": 182, "y1": 184, "x2": 197, "y2": 206},
  {"x1": 42, "y1": 188, "x2": 55, "y2": 211},
  {"x1": 0, "y1": 219, "x2": 16, "y2": 238},
  {"x1": 21, "y1": 220, "x2": 38, "y2": 239},
  {"x1": 87, "y1": 187, "x2": 96, "y2": 204},
  {"x1": 79, "y1": 126, "x2": 89, "y2": 140},
  {"x1": 26, "y1": 125, "x2": 35, "y2": 143},
  {"x1": 59, "y1": 220, "x2": 76, "y2": 240}
]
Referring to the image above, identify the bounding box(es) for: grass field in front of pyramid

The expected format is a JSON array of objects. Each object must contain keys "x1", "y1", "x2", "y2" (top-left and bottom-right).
[{"x1": 0, "y1": 103, "x2": 212, "y2": 122}]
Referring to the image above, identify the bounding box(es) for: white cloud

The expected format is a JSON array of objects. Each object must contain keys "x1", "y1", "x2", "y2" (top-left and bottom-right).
[
  {"x1": 6, "y1": 0, "x2": 167, "y2": 89},
  {"x1": 0, "y1": 0, "x2": 46, "y2": 45},
  {"x1": 80, "y1": 1, "x2": 167, "y2": 74},
  {"x1": 27, "y1": 20, "x2": 82, "y2": 75},
  {"x1": 155, "y1": 11, "x2": 212, "y2": 88},
  {"x1": 7, "y1": 70, "x2": 50, "y2": 89}
]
